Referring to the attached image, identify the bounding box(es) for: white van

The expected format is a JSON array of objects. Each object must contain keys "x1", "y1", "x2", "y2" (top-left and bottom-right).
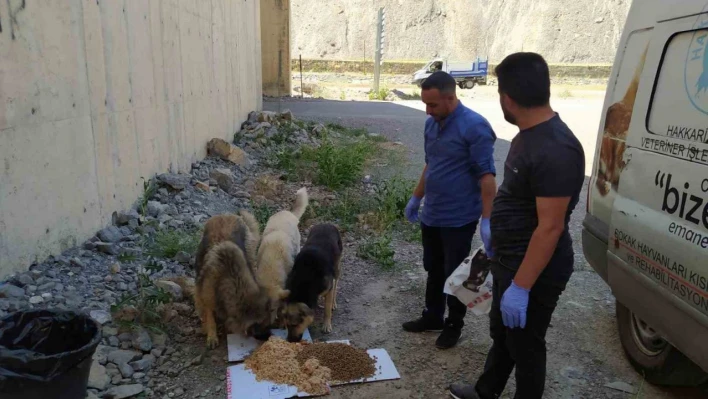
[{"x1": 583, "y1": 0, "x2": 708, "y2": 386}]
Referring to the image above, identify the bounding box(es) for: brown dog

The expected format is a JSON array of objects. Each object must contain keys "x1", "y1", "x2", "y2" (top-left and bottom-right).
[
  {"x1": 193, "y1": 210, "x2": 272, "y2": 348},
  {"x1": 279, "y1": 223, "x2": 342, "y2": 342}
]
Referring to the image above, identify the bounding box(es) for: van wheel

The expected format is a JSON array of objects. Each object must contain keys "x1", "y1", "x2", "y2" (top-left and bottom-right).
[
  {"x1": 464, "y1": 80, "x2": 475, "y2": 89},
  {"x1": 616, "y1": 301, "x2": 707, "y2": 386}
]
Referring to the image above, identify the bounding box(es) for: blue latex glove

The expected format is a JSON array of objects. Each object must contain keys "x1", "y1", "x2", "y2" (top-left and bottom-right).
[
  {"x1": 500, "y1": 281, "x2": 530, "y2": 329},
  {"x1": 480, "y1": 218, "x2": 493, "y2": 257},
  {"x1": 404, "y1": 196, "x2": 422, "y2": 223}
]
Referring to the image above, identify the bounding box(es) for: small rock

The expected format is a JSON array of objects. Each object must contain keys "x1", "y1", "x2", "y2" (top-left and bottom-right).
[
  {"x1": 38, "y1": 281, "x2": 56, "y2": 292},
  {"x1": 107, "y1": 349, "x2": 142, "y2": 365},
  {"x1": 257, "y1": 111, "x2": 277, "y2": 123},
  {"x1": 174, "y1": 252, "x2": 192, "y2": 265},
  {"x1": 119, "y1": 362, "x2": 135, "y2": 378},
  {"x1": 97, "y1": 226, "x2": 124, "y2": 243},
  {"x1": 70, "y1": 257, "x2": 86, "y2": 268},
  {"x1": 129, "y1": 355, "x2": 155, "y2": 371},
  {"x1": 157, "y1": 173, "x2": 191, "y2": 191},
  {"x1": 88, "y1": 360, "x2": 110, "y2": 390},
  {"x1": 194, "y1": 181, "x2": 210, "y2": 192},
  {"x1": 207, "y1": 138, "x2": 248, "y2": 166},
  {"x1": 155, "y1": 280, "x2": 183, "y2": 300},
  {"x1": 90, "y1": 310, "x2": 113, "y2": 325},
  {"x1": 190, "y1": 354, "x2": 204, "y2": 366},
  {"x1": 147, "y1": 201, "x2": 168, "y2": 217},
  {"x1": 41, "y1": 292, "x2": 53, "y2": 300},
  {"x1": 108, "y1": 336, "x2": 121, "y2": 347},
  {"x1": 132, "y1": 328, "x2": 153, "y2": 352},
  {"x1": 604, "y1": 381, "x2": 636, "y2": 394},
  {"x1": 87, "y1": 391, "x2": 100, "y2": 399},
  {"x1": 96, "y1": 242, "x2": 120, "y2": 255},
  {"x1": 230, "y1": 190, "x2": 250, "y2": 199},
  {"x1": 103, "y1": 326, "x2": 119, "y2": 337},
  {"x1": 210, "y1": 168, "x2": 236, "y2": 192},
  {"x1": 0, "y1": 284, "x2": 25, "y2": 298},
  {"x1": 104, "y1": 383, "x2": 144, "y2": 399},
  {"x1": 15, "y1": 274, "x2": 34, "y2": 287},
  {"x1": 132, "y1": 372, "x2": 146, "y2": 380},
  {"x1": 595, "y1": 17, "x2": 605, "y2": 23},
  {"x1": 174, "y1": 387, "x2": 185, "y2": 396},
  {"x1": 111, "y1": 263, "x2": 121, "y2": 274},
  {"x1": 114, "y1": 209, "x2": 141, "y2": 226},
  {"x1": 279, "y1": 109, "x2": 294, "y2": 121},
  {"x1": 54, "y1": 283, "x2": 64, "y2": 292},
  {"x1": 29, "y1": 296, "x2": 43, "y2": 304}
]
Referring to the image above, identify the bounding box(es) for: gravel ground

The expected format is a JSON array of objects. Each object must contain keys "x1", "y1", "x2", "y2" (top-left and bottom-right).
[{"x1": 264, "y1": 97, "x2": 708, "y2": 398}]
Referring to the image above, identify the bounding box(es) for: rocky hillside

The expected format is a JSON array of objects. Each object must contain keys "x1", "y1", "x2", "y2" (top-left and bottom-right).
[{"x1": 292, "y1": 0, "x2": 632, "y2": 63}]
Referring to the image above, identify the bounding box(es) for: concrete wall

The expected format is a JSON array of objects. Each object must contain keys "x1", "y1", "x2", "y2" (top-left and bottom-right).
[
  {"x1": 0, "y1": 0, "x2": 262, "y2": 279},
  {"x1": 261, "y1": 0, "x2": 291, "y2": 97}
]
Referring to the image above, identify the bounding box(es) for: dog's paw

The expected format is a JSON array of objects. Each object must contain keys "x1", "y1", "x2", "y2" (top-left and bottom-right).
[
  {"x1": 206, "y1": 335, "x2": 219, "y2": 349},
  {"x1": 323, "y1": 323, "x2": 332, "y2": 334},
  {"x1": 332, "y1": 301, "x2": 338, "y2": 311}
]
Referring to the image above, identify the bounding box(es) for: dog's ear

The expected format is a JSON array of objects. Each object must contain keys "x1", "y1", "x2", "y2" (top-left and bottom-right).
[{"x1": 279, "y1": 289, "x2": 291, "y2": 300}]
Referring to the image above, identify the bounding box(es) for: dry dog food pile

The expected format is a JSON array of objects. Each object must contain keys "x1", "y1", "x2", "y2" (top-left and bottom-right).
[
  {"x1": 244, "y1": 337, "x2": 331, "y2": 395},
  {"x1": 296, "y1": 342, "x2": 377, "y2": 383}
]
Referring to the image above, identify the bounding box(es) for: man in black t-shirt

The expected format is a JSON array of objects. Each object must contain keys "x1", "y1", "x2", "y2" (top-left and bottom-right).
[{"x1": 449, "y1": 53, "x2": 585, "y2": 399}]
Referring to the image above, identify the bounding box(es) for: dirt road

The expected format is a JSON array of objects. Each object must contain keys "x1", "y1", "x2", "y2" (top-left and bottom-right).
[{"x1": 264, "y1": 93, "x2": 708, "y2": 398}]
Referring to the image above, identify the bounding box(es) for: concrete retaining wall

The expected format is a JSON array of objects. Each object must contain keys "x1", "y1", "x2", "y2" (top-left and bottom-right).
[
  {"x1": 292, "y1": 59, "x2": 613, "y2": 79},
  {"x1": 0, "y1": 0, "x2": 262, "y2": 278}
]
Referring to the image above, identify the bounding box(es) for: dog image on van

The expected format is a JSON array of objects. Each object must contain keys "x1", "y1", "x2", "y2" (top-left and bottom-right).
[
  {"x1": 255, "y1": 187, "x2": 309, "y2": 326},
  {"x1": 596, "y1": 46, "x2": 648, "y2": 196},
  {"x1": 279, "y1": 223, "x2": 343, "y2": 342},
  {"x1": 192, "y1": 211, "x2": 271, "y2": 348}
]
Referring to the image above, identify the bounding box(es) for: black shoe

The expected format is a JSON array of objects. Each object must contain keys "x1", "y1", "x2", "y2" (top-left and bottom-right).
[
  {"x1": 449, "y1": 382, "x2": 480, "y2": 399},
  {"x1": 402, "y1": 316, "x2": 444, "y2": 333},
  {"x1": 436, "y1": 322, "x2": 462, "y2": 349}
]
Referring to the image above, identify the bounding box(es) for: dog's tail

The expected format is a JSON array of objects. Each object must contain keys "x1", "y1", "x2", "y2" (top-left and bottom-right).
[{"x1": 290, "y1": 187, "x2": 309, "y2": 219}]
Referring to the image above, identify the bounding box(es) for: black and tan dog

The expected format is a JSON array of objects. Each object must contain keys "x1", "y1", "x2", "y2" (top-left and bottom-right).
[
  {"x1": 279, "y1": 223, "x2": 343, "y2": 342},
  {"x1": 193, "y1": 210, "x2": 273, "y2": 348}
]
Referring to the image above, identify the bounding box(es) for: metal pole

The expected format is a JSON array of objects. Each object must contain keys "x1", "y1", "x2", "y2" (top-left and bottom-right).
[
  {"x1": 277, "y1": 49, "x2": 282, "y2": 112},
  {"x1": 299, "y1": 54, "x2": 304, "y2": 99},
  {"x1": 373, "y1": 8, "x2": 382, "y2": 95}
]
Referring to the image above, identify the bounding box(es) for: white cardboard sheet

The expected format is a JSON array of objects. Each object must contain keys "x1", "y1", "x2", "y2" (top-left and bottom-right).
[
  {"x1": 226, "y1": 344, "x2": 400, "y2": 399},
  {"x1": 227, "y1": 329, "x2": 313, "y2": 363}
]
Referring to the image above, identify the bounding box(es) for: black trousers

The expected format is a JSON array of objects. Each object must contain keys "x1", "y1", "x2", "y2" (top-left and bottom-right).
[
  {"x1": 421, "y1": 221, "x2": 477, "y2": 327},
  {"x1": 475, "y1": 263, "x2": 566, "y2": 399}
]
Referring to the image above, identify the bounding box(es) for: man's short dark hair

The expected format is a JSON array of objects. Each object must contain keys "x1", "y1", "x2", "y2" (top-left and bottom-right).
[
  {"x1": 494, "y1": 52, "x2": 551, "y2": 108},
  {"x1": 421, "y1": 71, "x2": 457, "y2": 94}
]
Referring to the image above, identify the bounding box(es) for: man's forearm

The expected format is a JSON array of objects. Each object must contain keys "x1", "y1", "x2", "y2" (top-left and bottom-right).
[
  {"x1": 413, "y1": 165, "x2": 427, "y2": 198},
  {"x1": 479, "y1": 173, "x2": 496, "y2": 219},
  {"x1": 513, "y1": 225, "x2": 564, "y2": 289}
]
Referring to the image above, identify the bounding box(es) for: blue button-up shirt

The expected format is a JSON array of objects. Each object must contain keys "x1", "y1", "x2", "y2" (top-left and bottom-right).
[{"x1": 421, "y1": 103, "x2": 496, "y2": 227}]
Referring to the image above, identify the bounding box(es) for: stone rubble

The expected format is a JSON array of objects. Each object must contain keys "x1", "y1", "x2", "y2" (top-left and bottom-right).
[{"x1": 0, "y1": 109, "x2": 349, "y2": 399}]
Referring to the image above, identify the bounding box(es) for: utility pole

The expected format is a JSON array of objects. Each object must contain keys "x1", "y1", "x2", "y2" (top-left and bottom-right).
[{"x1": 373, "y1": 7, "x2": 385, "y2": 94}]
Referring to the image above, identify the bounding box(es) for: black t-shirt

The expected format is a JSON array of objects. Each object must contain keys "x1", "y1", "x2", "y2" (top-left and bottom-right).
[{"x1": 490, "y1": 114, "x2": 585, "y2": 285}]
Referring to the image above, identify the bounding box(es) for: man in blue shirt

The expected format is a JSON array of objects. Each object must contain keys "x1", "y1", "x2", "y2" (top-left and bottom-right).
[{"x1": 403, "y1": 71, "x2": 498, "y2": 349}]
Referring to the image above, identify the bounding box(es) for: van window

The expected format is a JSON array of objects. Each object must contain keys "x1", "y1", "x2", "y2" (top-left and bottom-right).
[{"x1": 646, "y1": 28, "x2": 708, "y2": 165}]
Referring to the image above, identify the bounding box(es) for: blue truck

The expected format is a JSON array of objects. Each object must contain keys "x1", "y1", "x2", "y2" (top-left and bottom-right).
[{"x1": 412, "y1": 56, "x2": 489, "y2": 89}]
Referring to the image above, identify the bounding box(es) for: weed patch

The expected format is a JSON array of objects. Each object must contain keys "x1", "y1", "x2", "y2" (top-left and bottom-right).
[
  {"x1": 370, "y1": 175, "x2": 416, "y2": 231},
  {"x1": 111, "y1": 261, "x2": 172, "y2": 331},
  {"x1": 368, "y1": 86, "x2": 390, "y2": 101},
  {"x1": 144, "y1": 229, "x2": 200, "y2": 259},
  {"x1": 357, "y1": 235, "x2": 396, "y2": 270},
  {"x1": 312, "y1": 140, "x2": 373, "y2": 190},
  {"x1": 250, "y1": 200, "x2": 276, "y2": 229}
]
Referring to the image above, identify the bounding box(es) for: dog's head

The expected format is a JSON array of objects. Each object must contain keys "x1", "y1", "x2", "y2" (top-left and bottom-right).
[{"x1": 278, "y1": 302, "x2": 314, "y2": 343}]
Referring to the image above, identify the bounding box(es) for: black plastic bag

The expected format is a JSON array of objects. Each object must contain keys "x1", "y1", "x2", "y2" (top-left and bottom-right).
[{"x1": 0, "y1": 309, "x2": 101, "y2": 386}]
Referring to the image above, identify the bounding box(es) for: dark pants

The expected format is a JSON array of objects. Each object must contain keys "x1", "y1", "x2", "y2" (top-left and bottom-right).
[
  {"x1": 421, "y1": 221, "x2": 477, "y2": 327},
  {"x1": 475, "y1": 263, "x2": 565, "y2": 399}
]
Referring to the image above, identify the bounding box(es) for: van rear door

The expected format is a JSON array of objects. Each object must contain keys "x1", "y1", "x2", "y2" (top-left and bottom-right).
[{"x1": 608, "y1": 9, "x2": 708, "y2": 371}]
